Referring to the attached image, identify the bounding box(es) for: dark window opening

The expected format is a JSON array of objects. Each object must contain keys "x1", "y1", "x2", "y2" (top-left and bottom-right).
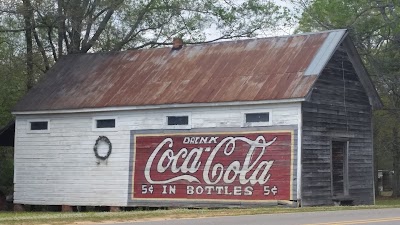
[
  {"x1": 96, "y1": 119, "x2": 115, "y2": 128},
  {"x1": 30, "y1": 121, "x2": 48, "y2": 130},
  {"x1": 245, "y1": 113, "x2": 269, "y2": 123},
  {"x1": 167, "y1": 116, "x2": 189, "y2": 125}
]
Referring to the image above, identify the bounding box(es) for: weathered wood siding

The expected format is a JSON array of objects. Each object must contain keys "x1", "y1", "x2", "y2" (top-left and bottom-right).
[
  {"x1": 14, "y1": 103, "x2": 301, "y2": 206},
  {"x1": 301, "y1": 47, "x2": 373, "y2": 206}
]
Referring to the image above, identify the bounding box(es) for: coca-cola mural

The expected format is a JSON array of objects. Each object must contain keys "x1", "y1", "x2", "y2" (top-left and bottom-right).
[{"x1": 131, "y1": 131, "x2": 293, "y2": 201}]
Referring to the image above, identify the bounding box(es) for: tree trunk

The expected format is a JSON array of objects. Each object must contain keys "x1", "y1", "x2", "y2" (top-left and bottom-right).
[
  {"x1": 22, "y1": 0, "x2": 34, "y2": 90},
  {"x1": 68, "y1": 0, "x2": 85, "y2": 53},
  {"x1": 23, "y1": 0, "x2": 50, "y2": 71},
  {"x1": 392, "y1": 126, "x2": 400, "y2": 197},
  {"x1": 57, "y1": 0, "x2": 65, "y2": 57}
]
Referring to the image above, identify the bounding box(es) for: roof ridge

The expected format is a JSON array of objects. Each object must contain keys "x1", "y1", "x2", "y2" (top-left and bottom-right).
[{"x1": 60, "y1": 29, "x2": 349, "y2": 57}]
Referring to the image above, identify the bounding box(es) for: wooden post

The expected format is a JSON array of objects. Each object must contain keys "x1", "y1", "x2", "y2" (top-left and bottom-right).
[
  {"x1": 110, "y1": 206, "x2": 120, "y2": 212},
  {"x1": 13, "y1": 204, "x2": 25, "y2": 212},
  {"x1": 61, "y1": 205, "x2": 73, "y2": 212},
  {"x1": 0, "y1": 195, "x2": 6, "y2": 211}
]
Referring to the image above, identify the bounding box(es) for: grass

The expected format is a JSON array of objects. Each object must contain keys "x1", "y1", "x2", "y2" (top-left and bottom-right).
[
  {"x1": 375, "y1": 196, "x2": 400, "y2": 205},
  {"x1": 1, "y1": 199, "x2": 400, "y2": 225}
]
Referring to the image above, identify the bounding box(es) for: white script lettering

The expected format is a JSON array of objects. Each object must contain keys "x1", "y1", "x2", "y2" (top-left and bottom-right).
[{"x1": 144, "y1": 136, "x2": 277, "y2": 185}]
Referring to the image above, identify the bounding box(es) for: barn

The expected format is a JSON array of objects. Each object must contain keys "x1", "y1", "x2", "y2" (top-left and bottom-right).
[{"x1": 12, "y1": 29, "x2": 382, "y2": 208}]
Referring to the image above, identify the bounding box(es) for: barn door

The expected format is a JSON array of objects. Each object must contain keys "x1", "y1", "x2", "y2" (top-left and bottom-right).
[{"x1": 331, "y1": 141, "x2": 349, "y2": 197}]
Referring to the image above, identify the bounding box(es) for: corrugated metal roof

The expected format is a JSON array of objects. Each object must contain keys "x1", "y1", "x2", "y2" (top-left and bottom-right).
[
  {"x1": 13, "y1": 30, "x2": 347, "y2": 112},
  {"x1": 304, "y1": 29, "x2": 347, "y2": 76}
]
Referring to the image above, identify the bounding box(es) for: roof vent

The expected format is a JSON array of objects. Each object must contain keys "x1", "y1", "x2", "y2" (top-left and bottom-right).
[{"x1": 172, "y1": 37, "x2": 183, "y2": 50}]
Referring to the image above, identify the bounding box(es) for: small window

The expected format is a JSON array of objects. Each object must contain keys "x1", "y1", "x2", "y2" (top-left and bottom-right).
[
  {"x1": 245, "y1": 113, "x2": 269, "y2": 123},
  {"x1": 164, "y1": 114, "x2": 191, "y2": 129},
  {"x1": 96, "y1": 119, "x2": 115, "y2": 128},
  {"x1": 243, "y1": 111, "x2": 271, "y2": 127},
  {"x1": 167, "y1": 116, "x2": 188, "y2": 125},
  {"x1": 30, "y1": 121, "x2": 48, "y2": 130}
]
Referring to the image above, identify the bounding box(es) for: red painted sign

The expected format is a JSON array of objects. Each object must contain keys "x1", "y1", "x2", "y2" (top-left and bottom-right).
[{"x1": 132, "y1": 131, "x2": 293, "y2": 201}]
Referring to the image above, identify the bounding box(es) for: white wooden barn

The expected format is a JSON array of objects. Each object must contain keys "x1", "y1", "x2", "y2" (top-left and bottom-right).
[{"x1": 12, "y1": 29, "x2": 381, "y2": 208}]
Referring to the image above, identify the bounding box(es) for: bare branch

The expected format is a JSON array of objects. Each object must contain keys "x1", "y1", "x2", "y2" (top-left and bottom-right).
[
  {"x1": 82, "y1": 0, "x2": 99, "y2": 47},
  {"x1": 112, "y1": 0, "x2": 156, "y2": 51},
  {"x1": 25, "y1": 0, "x2": 50, "y2": 71},
  {"x1": 92, "y1": 7, "x2": 109, "y2": 21},
  {"x1": 131, "y1": 29, "x2": 258, "y2": 50},
  {"x1": 33, "y1": 26, "x2": 50, "y2": 71},
  {"x1": 0, "y1": 9, "x2": 18, "y2": 14},
  {"x1": 80, "y1": 7, "x2": 115, "y2": 53},
  {"x1": 48, "y1": 27, "x2": 58, "y2": 61},
  {"x1": 0, "y1": 28, "x2": 26, "y2": 33},
  {"x1": 64, "y1": 30, "x2": 70, "y2": 53},
  {"x1": 58, "y1": 0, "x2": 65, "y2": 56}
]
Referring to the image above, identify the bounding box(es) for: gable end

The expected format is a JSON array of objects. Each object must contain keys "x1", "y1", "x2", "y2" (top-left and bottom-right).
[{"x1": 341, "y1": 36, "x2": 382, "y2": 109}]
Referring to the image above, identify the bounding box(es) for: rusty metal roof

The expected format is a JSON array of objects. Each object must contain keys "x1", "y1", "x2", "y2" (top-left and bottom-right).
[{"x1": 14, "y1": 30, "x2": 348, "y2": 112}]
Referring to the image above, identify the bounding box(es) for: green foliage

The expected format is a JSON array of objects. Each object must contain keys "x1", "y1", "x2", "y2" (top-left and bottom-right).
[
  {"x1": 294, "y1": 0, "x2": 398, "y2": 54},
  {"x1": 0, "y1": 33, "x2": 21, "y2": 197},
  {"x1": 0, "y1": 147, "x2": 14, "y2": 196},
  {"x1": 295, "y1": 0, "x2": 373, "y2": 31},
  {"x1": 374, "y1": 109, "x2": 398, "y2": 169},
  {"x1": 98, "y1": 0, "x2": 290, "y2": 50},
  {"x1": 0, "y1": 0, "x2": 290, "y2": 54},
  {"x1": 0, "y1": 34, "x2": 26, "y2": 127}
]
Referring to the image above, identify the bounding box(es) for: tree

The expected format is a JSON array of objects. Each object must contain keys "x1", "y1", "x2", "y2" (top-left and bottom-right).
[
  {"x1": 1, "y1": 0, "x2": 290, "y2": 71},
  {"x1": 0, "y1": 31, "x2": 26, "y2": 198},
  {"x1": 0, "y1": 33, "x2": 26, "y2": 126}
]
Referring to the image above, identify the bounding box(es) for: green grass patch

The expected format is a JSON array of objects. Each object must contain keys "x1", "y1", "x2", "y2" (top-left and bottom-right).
[
  {"x1": 375, "y1": 196, "x2": 400, "y2": 205},
  {"x1": 1, "y1": 200, "x2": 400, "y2": 225}
]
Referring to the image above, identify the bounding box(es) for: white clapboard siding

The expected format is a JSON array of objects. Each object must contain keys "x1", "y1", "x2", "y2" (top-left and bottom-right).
[{"x1": 14, "y1": 102, "x2": 300, "y2": 206}]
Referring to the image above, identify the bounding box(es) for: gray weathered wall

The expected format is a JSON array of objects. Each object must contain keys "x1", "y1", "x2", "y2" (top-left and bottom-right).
[{"x1": 301, "y1": 46, "x2": 374, "y2": 206}]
